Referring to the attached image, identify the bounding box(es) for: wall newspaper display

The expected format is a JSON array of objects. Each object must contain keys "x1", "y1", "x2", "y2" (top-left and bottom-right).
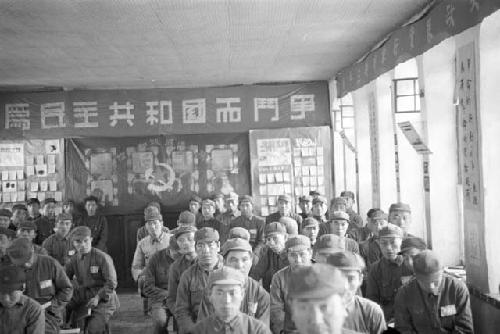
[{"x1": 249, "y1": 126, "x2": 332, "y2": 216}]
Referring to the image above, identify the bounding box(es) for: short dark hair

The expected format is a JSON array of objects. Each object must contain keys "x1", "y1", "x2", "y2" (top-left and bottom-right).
[{"x1": 83, "y1": 195, "x2": 99, "y2": 204}]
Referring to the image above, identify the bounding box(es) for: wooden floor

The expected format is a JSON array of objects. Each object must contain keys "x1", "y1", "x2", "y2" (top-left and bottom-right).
[{"x1": 111, "y1": 292, "x2": 157, "y2": 334}]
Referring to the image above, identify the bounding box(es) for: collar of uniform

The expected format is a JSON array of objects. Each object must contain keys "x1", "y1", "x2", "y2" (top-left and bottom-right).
[
  {"x1": 151, "y1": 232, "x2": 166, "y2": 244},
  {"x1": 344, "y1": 295, "x2": 358, "y2": 314},
  {"x1": 212, "y1": 313, "x2": 241, "y2": 331},
  {"x1": 55, "y1": 233, "x2": 69, "y2": 241},
  {"x1": 383, "y1": 255, "x2": 404, "y2": 266}
]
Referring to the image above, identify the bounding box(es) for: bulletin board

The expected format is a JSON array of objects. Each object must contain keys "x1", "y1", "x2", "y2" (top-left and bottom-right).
[
  {"x1": 0, "y1": 139, "x2": 65, "y2": 209},
  {"x1": 249, "y1": 126, "x2": 332, "y2": 216},
  {"x1": 68, "y1": 134, "x2": 250, "y2": 215}
]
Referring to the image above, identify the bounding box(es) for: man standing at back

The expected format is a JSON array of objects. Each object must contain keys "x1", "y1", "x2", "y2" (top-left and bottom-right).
[
  {"x1": 75, "y1": 196, "x2": 108, "y2": 252},
  {"x1": 230, "y1": 195, "x2": 265, "y2": 256}
]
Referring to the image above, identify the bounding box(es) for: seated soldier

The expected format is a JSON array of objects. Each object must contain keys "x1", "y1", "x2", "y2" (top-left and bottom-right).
[
  {"x1": 10, "y1": 204, "x2": 29, "y2": 231},
  {"x1": 366, "y1": 224, "x2": 413, "y2": 322},
  {"x1": 175, "y1": 227, "x2": 223, "y2": 334},
  {"x1": 326, "y1": 252, "x2": 386, "y2": 334},
  {"x1": 318, "y1": 211, "x2": 359, "y2": 253},
  {"x1": 388, "y1": 202, "x2": 414, "y2": 238},
  {"x1": 170, "y1": 211, "x2": 197, "y2": 235},
  {"x1": 300, "y1": 217, "x2": 319, "y2": 248},
  {"x1": 189, "y1": 195, "x2": 203, "y2": 225},
  {"x1": 34, "y1": 198, "x2": 57, "y2": 245},
  {"x1": 197, "y1": 199, "x2": 222, "y2": 232},
  {"x1": 398, "y1": 236, "x2": 427, "y2": 285},
  {"x1": 218, "y1": 193, "x2": 241, "y2": 245},
  {"x1": 212, "y1": 193, "x2": 226, "y2": 220},
  {"x1": 16, "y1": 221, "x2": 48, "y2": 256},
  {"x1": 191, "y1": 267, "x2": 271, "y2": 334},
  {"x1": 314, "y1": 234, "x2": 345, "y2": 263},
  {"x1": 270, "y1": 235, "x2": 313, "y2": 334},
  {"x1": 249, "y1": 222, "x2": 289, "y2": 292},
  {"x1": 227, "y1": 227, "x2": 250, "y2": 241},
  {"x1": 65, "y1": 226, "x2": 119, "y2": 334},
  {"x1": 298, "y1": 195, "x2": 312, "y2": 220},
  {"x1": 131, "y1": 208, "x2": 172, "y2": 315},
  {"x1": 266, "y1": 195, "x2": 303, "y2": 231},
  {"x1": 288, "y1": 264, "x2": 354, "y2": 334},
  {"x1": 310, "y1": 196, "x2": 328, "y2": 223},
  {"x1": 0, "y1": 209, "x2": 13, "y2": 229},
  {"x1": 143, "y1": 239, "x2": 179, "y2": 334},
  {"x1": 359, "y1": 209, "x2": 388, "y2": 267},
  {"x1": 340, "y1": 190, "x2": 364, "y2": 229},
  {"x1": 136, "y1": 202, "x2": 169, "y2": 242},
  {"x1": 199, "y1": 238, "x2": 270, "y2": 325},
  {"x1": 0, "y1": 227, "x2": 16, "y2": 258},
  {"x1": 7, "y1": 238, "x2": 73, "y2": 334},
  {"x1": 0, "y1": 265, "x2": 45, "y2": 333},
  {"x1": 330, "y1": 197, "x2": 360, "y2": 241},
  {"x1": 26, "y1": 198, "x2": 42, "y2": 223},
  {"x1": 230, "y1": 195, "x2": 266, "y2": 256},
  {"x1": 75, "y1": 196, "x2": 108, "y2": 252},
  {"x1": 395, "y1": 250, "x2": 473, "y2": 333},
  {"x1": 42, "y1": 213, "x2": 76, "y2": 266}
]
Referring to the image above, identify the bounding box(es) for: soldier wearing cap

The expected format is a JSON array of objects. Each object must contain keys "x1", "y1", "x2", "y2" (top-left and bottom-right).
[
  {"x1": 11, "y1": 203, "x2": 29, "y2": 231},
  {"x1": 26, "y1": 198, "x2": 42, "y2": 222},
  {"x1": 16, "y1": 220, "x2": 49, "y2": 256},
  {"x1": 288, "y1": 264, "x2": 354, "y2": 334},
  {"x1": 175, "y1": 227, "x2": 224, "y2": 334},
  {"x1": 132, "y1": 208, "x2": 172, "y2": 315},
  {"x1": 395, "y1": 250, "x2": 473, "y2": 333},
  {"x1": 74, "y1": 195, "x2": 108, "y2": 252},
  {"x1": 329, "y1": 197, "x2": 361, "y2": 242},
  {"x1": 0, "y1": 208, "x2": 13, "y2": 229},
  {"x1": 230, "y1": 195, "x2": 266, "y2": 256},
  {"x1": 197, "y1": 199, "x2": 223, "y2": 232},
  {"x1": 33, "y1": 197, "x2": 58, "y2": 246},
  {"x1": 0, "y1": 227, "x2": 16, "y2": 258},
  {"x1": 301, "y1": 217, "x2": 319, "y2": 247},
  {"x1": 319, "y1": 211, "x2": 360, "y2": 254},
  {"x1": 326, "y1": 252, "x2": 386, "y2": 334},
  {"x1": 211, "y1": 193, "x2": 226, "y2": 219},
  {"x1": 398, "y1": 237, "x2": 427, "y2": 285},
  {"x1": 388, "y1": 202, "x2": 414, "y2": 237},
  {"x1": 192, "y1": 267, "x2": 271, "y2": 334},
  {"x1": 359, "y1": 209, "x2": 388, "y2": 267},
  {"x1": 270, "y1": 235, "x2": 313, "y2": 334},
  {"x1": 189, "y1": 195, "x2": 202, "y2": 215},
  {"x1": 366, "y1": 224, "x2": 413, "y2": 322},
  {"x1": 228, "y1": 227, "x2": 250, "y2": 241},
  {"x1": 42, "y1": 212, "x2": 76, "y2": 266},
  {"x1": 166, "y1": 225, "x2": 198, "y2": 318},
  {"x1": 311, "y1": 196, "x2": 328, "y2": 223},
  {"x1": 340, "y1": 190, "x2": 364, "y2": 230},
  {"x1": 249, "y1": 222, "x2": 289, "y2": 292},
  {"x1": 170, "y1": 211, "x2": 197, "y2": 237},
  {"x1": 65, "y1": 226, "x2": 118, "y2": 333},
  {"x1": 278, "y1": 216, "x2": 298, "y2": 235},
  {"x1": 7, "y1": 237, "x2": 73, "y2": 334},
  {"x1": 0, "y1": 264, "x2": 45, "y2": 333},
  {"x1": 136, "y1": 202, "x2": 170, "y2": 242},
  {"x1": 265, "y1": 194, "x2": 303, "y2": 230},
  {"x1": 199, "y1": 238, "x2": 270, "y2": 325},
  {"x1": 218, "y1": 193, "x2": 241, "y2": 245},
  {"x1": 298, "y1": 195, "x2": 312, "y2": 220},
  {"x1": 143, "y1": 236, "x2": 180, "y2": 334},
  {"x1": 314, "y1": 234, "x2": 345, "y2": 263}
]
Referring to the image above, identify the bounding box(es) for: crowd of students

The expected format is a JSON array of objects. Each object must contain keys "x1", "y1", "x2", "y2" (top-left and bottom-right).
[{"x1": 0, "y1": 190, "x2": 474, "y2": 333}]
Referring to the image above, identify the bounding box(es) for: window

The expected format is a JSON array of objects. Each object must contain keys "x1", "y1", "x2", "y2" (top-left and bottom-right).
[{"x1": 393, "y1": 78, "x2": 421, "y2": 113}]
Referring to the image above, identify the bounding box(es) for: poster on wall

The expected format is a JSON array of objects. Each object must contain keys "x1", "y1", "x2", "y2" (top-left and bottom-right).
[
  {"x1": 249, "y1": 126, "x2": 332, "y2": 216},
  {"x1": 457, "y1": 42, "x2": 488, "y2": 291},
  {"x1": 70, "y1": 134, "x2": 250, "y2": 215},
  {"x1": 0, "y1": 143, "x2": 24, "y2": 167}
]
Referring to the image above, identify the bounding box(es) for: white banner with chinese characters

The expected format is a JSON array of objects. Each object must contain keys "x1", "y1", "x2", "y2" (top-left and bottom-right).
[{"x1": 0, "y1": 82, "x2": 329, "y2": 139}]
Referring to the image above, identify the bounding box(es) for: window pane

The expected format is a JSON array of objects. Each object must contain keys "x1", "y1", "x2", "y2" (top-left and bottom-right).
[
  {"x1": 341, "y1": 106, "x2": 354, "y2": 117},
  {"x1": 342, "y1": 117, "x2": 355, "y2": 129},
  {"x1": 396, "y1": 79, "x2": 416, "y2": 96},
  {"x1": 415, "y1": 96, "x2": 421, "y2": 111},
  {"x1": 396, "y1": 96, "x2": 416, "y2": 112}
]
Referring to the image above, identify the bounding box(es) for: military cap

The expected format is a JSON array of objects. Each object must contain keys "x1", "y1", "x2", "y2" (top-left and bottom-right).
[
  {"x1": 326, "y1": 251, "x2": 365, "y2": 271},
  {"x1": 238, "y1": 195, "x2": 253, "y2": 205},
  {"x1": 279, "y1": 217, "x2": 298, "y2": 235},
  {"x1": 366, "y1": 208, "x2": 380, "y2": 219},
  {"x1": 144, "y1": 206, "x2": 162, "y2": 221},
  {"x1": 7, "y1": 238, "x2": 34, "y2": 265},
  {"x1": 0, "y1": 265, "x2": 26, "y2": 292},
  {"x1": 277, "y1": 194, "x2": 291, "y2": 203},
  {"x1": 208, "y1": 266, "x2": 246, "y2": 288},
  {"x1": 379, "y1": 224, "x2": 404, "y2": 239},
  {"x1": 329, "y1": 211, "x2": 350, "y2": 221},
  {"x1": 285, "y1": 235, "x2": 311, "y2": 251},
  {"x1": 178, "y1": 211, "x2": 196, "y2": 226},
  {"x1": 43, "y1": 198, "x2": 56, "y2": 206},
  {"x1": 0, "y1": 227, "x2": 16, "y2": 239},
  {"x1": 147, "y1": 201, "x2": 161, "y2": 210},
  {"x1": 340, "y1": 190, "x2": 355, "y2": 200},
  {"x1": 302, "y1": 217, "x2": 319, "y2": 229},
  {"x1": 0, "y1": 208, "x2": 12, "y2": 218},
  {"x1": 298, "y1": 195, "x2": 312, "y2": 203},
  {"x1": 83, "y1": 195, "x2": 99, "y2": 204},
  {"x1": 389, "y1": 202, "x2": 411, "y2": 213},
  {"x1": 70, "y1": 226, "x2": 92, "y2": 239},
  {"x1": 26, "y1": 198, "x2": 40, "y2": 206},
  {"x1": 228, "y1": 227, "x2": 250, "y2": 241},
  {"x1": 12, "y1": 204, "x2": 27, "y2": 212},
  {"x1": 195, "y1": 227, "x2": 219, "y2": 243},
  {"x1": 225, "y1": 192, "x2": 239, "y2": 201},
  {"x1": 309, "y1": 190, "x2": 320, "y2": 197},
  {"x1": 399, "y1": 237, "x2": 427, "y2": 255},
  {"x1": 264, "y1": 222, "x2": 286, "y2": 236},
  {"x1": 316, "y1": 234, "x2": 345, "y2": 253},
  {"x1": 413, "y1": 250, "x2": 442, "y2": 280},
  {"x1": 312, "y1": 196, "x2": 327, "y2": 205},
  {"x1": 56, "y1": 212, "x2": 73, "y2": 223},
  {"x1": 288, "y1": 264, "x2": 346, "y2": 299},
  {"x1": 330, "y1": 197, "x2": 347, "y2": 206},
  {"x1": 202, "y1": 199, "x2": 215, "y2": 208},
  {"x1": 189, "y1": 195, "x2": 202, "y2": 204},
  {"x1": 18, "y1": 220, "x2": 37, "y2": 231},
  {"x1": 371, "y1": 209, "x2": 388, "y2": 221},
  {"x1": 211, "y1": 193, "x2": 224, "y2": 200},
  {"x1": 222, "y1": 238, "x2": 253, "y2": 256},
  {"x1": 174, "y1": 225, "x2": 197, "y2": 239}
]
